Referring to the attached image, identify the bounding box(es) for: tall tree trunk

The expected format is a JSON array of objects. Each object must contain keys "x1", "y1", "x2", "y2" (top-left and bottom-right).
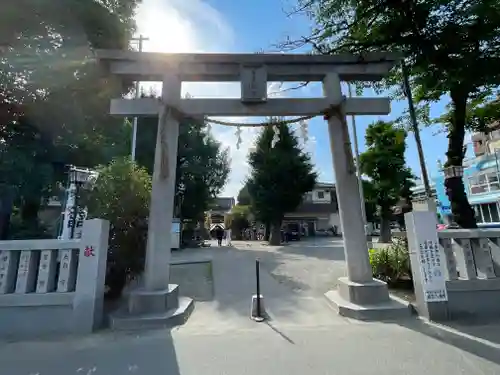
[
  {"x1": 446, "y1": 89, "x2": 477, "y2": 228},
  {"x1": 379, "y1": 216, "x2": 392, "y2": 243},
  {"x1": 269, "y1": 221, "x2": 282, "y2": 246},
  {"x1": 264, "y1": 221, "x2": 271, "y2": 242}
]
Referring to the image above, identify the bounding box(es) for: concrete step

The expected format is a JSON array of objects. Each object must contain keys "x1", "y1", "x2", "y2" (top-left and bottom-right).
[
  {"x1": 325, "y1": 290, "x2": 415, "y2": 321},
  {"x1": 127, "y1": 284, "x2": 180, "y2": 315},
  {"x1": 109, "y1": 297, "x2": 195, "y2": 331}
]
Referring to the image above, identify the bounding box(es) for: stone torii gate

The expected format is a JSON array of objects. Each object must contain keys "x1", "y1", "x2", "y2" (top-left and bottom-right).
[{"x1": 96, "y1": 50, "x2": 409, "y2": 328}]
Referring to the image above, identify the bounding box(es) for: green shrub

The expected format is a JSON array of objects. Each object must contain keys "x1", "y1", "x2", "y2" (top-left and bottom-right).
[
  {"x1": 8, "y1": 213, "x2": 52, "y2": 240},
  {"x1": 369, "y1": 237, "x2": 413, "y2": 289},
  {"x1": 82, "y1": 157, "x2": 152, "y2": 299}
]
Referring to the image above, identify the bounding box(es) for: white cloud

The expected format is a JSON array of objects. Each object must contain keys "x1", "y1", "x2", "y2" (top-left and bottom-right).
[{"x1": 134, "y1": 0, "x2": 317, "y2": 199}]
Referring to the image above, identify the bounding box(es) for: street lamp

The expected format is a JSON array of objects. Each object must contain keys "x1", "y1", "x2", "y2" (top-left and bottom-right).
[
  {"x1": 67, "y1": 166, "x2": 98, "y2": 239},
  {"x1": 443, "y1": 166, "x2": 464, "y2": 179}
]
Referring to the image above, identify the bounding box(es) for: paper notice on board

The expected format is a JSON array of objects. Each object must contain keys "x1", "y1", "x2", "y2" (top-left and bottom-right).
[{"x1": 417, "y1": 239, "x2": 448, "y2": 302}]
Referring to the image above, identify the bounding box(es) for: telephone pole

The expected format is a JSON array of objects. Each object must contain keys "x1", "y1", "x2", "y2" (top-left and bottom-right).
[
  {"x1": 401, "y1": 61, "x2": 436, "y2": 213},
  {"x1": 130, "y1": 35, "x2": 149, "y2": 161},
  {"x1": 347, "y1": 84, "x2": 368, "y2": 231}
]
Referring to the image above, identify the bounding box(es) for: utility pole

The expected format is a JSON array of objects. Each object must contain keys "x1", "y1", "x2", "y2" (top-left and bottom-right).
[
  {"x1": 401, "y1": 61, "x2": 436, "y2": 213},
  {"x1": 347, "y1": 84, "x2": 370, "y2": 238},
  {"x1": 130, "y1": 35, "x2": 149, "y2": 161}
]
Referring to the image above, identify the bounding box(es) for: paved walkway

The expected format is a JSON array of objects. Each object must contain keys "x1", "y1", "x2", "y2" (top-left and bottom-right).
[
  {"x1": 172, "y1": 239, "x2": 348, "y2": 333},
  {"x1": 2, "y1": 238, "x2": 500, "y2": 374},
  {"x1": 232, "y1": 238, "x2": 348, "y2": 295},
  {"x1": 2, "y1": 317, "x2": 500, "y2": 374}
]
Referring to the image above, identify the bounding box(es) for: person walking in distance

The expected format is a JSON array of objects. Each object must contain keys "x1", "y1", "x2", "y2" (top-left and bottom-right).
[{"x1": 215, "y1": 226, "x2": 224, "y2": 247}]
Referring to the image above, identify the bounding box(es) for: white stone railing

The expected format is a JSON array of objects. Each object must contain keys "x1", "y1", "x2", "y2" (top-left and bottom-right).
[
  {"x1": 0, "y1": 239, "x2": 81, "y2": 295},
  {"x1": 0, "y1": 219, "x2": 109, "y2": 337},
  {"x1": 438, "y1": 229, "x2": 500, "y2": 280},
  {"x1": 406, "y1": 211, "x2": 500, "y2": 321}
]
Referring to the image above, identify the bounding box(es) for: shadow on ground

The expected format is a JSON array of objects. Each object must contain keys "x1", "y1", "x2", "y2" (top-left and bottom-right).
[
  {"x1": 170, "y1": 243, "x2": 348, "y2": 329},
  {"x1": 172, "y1": 241, "x2": 500, "y2": 366},
  {"x1": 445, "y1": 318, "x2": 500, "y2": 345},
  {"x1": 0, "y1": 328, "x2": 182, "y2": 375},
  {"x1": 395, "y1": 318, "x2": 500, "y2": 366}
]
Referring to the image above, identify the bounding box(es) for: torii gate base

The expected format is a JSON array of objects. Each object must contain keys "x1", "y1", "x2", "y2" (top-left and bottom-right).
[{"x1": 97, "y1": 50, "x2": 412, "y2": 329}]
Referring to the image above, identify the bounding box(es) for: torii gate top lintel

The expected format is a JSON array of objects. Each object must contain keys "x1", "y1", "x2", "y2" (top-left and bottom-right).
[
  {"x1": 95, "y1": 49, "x2": 400, "y2": 83},
  {"x1": 97, "y1": 49, "x2": 399, "y2": 118}
]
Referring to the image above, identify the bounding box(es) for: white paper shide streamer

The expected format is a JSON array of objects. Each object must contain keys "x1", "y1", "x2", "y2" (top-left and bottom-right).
[
  {"x1": 235, "y1": 126, "x2": 242, "y2": 149},
  {"x1": 299, "y1": 120, "x2": 309, "y2": 143}
]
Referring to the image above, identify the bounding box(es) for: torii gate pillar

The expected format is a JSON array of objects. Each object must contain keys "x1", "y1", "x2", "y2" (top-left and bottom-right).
[
  {"x1": 323, "y1": 74, "x2": 411, "y2": 319},
  {"x1": 143, "y1": 74, "x2": 181, "y2": 292}
]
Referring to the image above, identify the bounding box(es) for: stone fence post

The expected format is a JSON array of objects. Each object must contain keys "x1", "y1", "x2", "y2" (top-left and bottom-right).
[
  {"x1": 405, "y1": 211, "x2": 449, "y2": 321},
  {"x1": 72, "y1": 219, "x2": 109, "y2": 333}
]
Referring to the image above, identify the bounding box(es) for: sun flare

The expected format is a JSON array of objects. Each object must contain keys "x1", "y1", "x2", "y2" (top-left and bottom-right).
[{"x1": 135, "y1": 3, "x2": 197, "y2": 53}]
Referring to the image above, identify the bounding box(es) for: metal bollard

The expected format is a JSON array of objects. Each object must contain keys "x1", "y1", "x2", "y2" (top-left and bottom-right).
[{"x1": 251, "y1": 258, "x2": 265, "y2": 322}]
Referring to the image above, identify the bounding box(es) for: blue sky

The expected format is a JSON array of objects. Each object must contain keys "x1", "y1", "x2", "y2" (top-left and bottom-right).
[{"x1": 135, "y1": 0, "x2": 458, "y2": 198}]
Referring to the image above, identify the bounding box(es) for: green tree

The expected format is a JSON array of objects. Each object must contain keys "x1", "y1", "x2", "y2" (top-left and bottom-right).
[
  {"x1": 237, "y1": 183, "x2": 252, "y2": 206},
  {"x1": 0, "y1": 0, "x2": 138, "y2": 228},
  {"x1": 469, "y1": 97, "x2": 500, "y2": 130},
  {"x1": 360, "y1": 121, "x2": 414, "y2": 243},
  {"x1": 247, "y1": 119, "x2": 317, "y2": 245},
  {"x1": 0, "y1": 116, "x2": 55, "y2": 224},
  {"x1": 135, "y1": 116, "x2": 230, "y2": 223},
  {"x1": 1, "y1": 0, "x2": 138, "y2": 128},
  {"x1": 226, "y1": 204, "x2": 252, "y2": 240},
  {"x1": 362, "y1": 180, "x2": 378, "y2": 224},
  {"x1": 438, "y1": 95, "x2": 500, "y2": 137},
  {"x1": 83, "y1": 157, "x2": 151, "y2": 299},
  {"x1": 293, "y1": 0, "x2": 500, "y2": 228},
  {"x1": 1, "y1": 0, "x2": 137, "y2": 96}
]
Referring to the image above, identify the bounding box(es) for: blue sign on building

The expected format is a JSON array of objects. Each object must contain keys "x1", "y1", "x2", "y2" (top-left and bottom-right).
[{"x1": 433, "y1": 175, "x2": 451, "y2": 217}]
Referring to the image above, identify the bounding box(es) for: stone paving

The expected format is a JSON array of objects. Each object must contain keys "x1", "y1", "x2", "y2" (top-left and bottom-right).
[
  {"x1": 169, "y1": 238, "x2": 354, "y2": 332},
  {"x1": 1, "y1": 238, "x2": 500, "y2": 374},
  {"x1": 2, "y1": 311, "x2": 500, "y2": 375},
  {"x1": 233, "y1": 237, "x2": 348, "y2": 294}
]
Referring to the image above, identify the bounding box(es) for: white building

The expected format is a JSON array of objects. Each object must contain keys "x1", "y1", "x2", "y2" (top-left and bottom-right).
[{"x1": 283, "y1": 182, "x2": 341, "y2": 234}]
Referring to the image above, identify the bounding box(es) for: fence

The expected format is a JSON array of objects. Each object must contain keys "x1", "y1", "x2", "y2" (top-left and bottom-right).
[
  {"x1": 405, "y1": 211, "x2": 500, "y2": 321},
  {"x1": 0, "y1": 219, "x2": 109, "y2": 339}
]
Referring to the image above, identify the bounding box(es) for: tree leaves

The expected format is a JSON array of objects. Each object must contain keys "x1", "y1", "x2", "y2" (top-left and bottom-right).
[
  {"x1": 1, "y1": 0, "x2": 138, "y2": 105},
  {"x1": 359, "y1": 120, "x2": 414, "y2": 220},
  {"x1": 0, "y1": 0, "x2": 138, "y2": 215},
  {"x1": 135, "y1": 115, "x2": 230, "y2": 222},
  {"x1": 293, "y1": 0, "x2": 500, "y2": 228},
  {"x1": 295, "y1": 0, "x2": 500, "y2": 117},
  {"x1": 237, "y1": 183, "x2": 251, "y2": 206},
  {"x1": 83, "y1": 157, "x2": 151, "y2": 295}
]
